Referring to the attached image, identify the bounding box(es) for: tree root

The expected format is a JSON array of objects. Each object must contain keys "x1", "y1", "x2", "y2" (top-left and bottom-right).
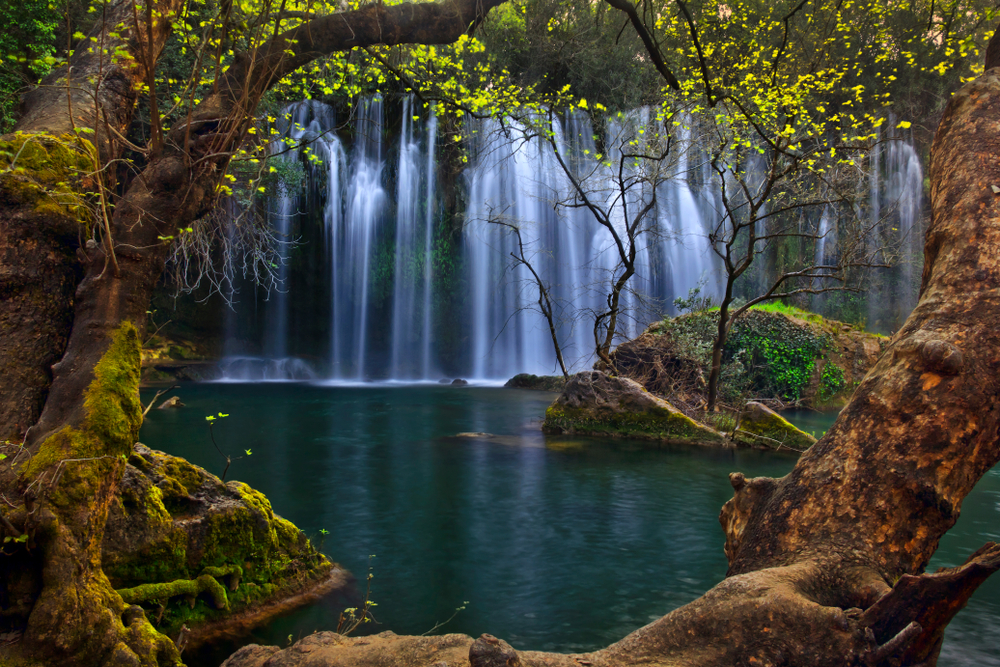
[{"x1": 117, "y1": 573, "x2": 231, "y2": 610}]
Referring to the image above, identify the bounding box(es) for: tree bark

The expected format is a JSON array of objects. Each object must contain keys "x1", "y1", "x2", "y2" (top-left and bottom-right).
[{"x1": 0, "y1": 0, "x2": 184, "y2": 441}]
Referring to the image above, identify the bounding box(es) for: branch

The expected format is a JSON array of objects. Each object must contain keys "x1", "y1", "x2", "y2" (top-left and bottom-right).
[{"x1": 603, "y1": 0, "x2": 680, "y2": 89}]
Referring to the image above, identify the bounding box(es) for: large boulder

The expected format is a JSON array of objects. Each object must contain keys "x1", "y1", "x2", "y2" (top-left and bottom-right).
[
  {"x1": 542, "y1": 371, "x2": 726, "y2": 446},
  {"x1": 732, "y1": 402, "x2": 817, "y2": 451},
  {"x1": 102, "y1": 444, "x2": 347, "y2": 648},
  {"x1": 610, "y1": 308, "x2": 888, "y2": 409}
]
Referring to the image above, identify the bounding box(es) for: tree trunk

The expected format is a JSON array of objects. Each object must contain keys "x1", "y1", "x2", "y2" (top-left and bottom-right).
[
  {"x1": 0, "y1": 0, "x2": 185, "y2": 441},
  {"x1": 226, "y1": 61, "x2": 1000, "y2": 667}
]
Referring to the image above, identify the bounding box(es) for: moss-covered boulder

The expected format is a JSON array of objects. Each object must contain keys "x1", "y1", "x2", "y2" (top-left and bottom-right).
[
  {"x1": 542, "y1": 371, "x2": 726, "y2": 446},
  {"x1": 732, "y1": 402, "x2": 817, "y2": 451},
  {"x1": 102, "y1": 444, "x2": 342, "y2": 646},
  {"x1": 611, "y1": 306, "x2": 888, "y2": 409},
  {"x1": 504, "y1": 374, "x2": 567, "y2": 391}
]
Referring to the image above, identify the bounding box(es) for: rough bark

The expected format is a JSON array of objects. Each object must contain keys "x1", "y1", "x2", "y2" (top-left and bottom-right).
[
  {"x1": 0, "y1": 0, "x2": 184, "y2": 441},
  {"x1": 222, "y1": 64, "x2": 1000, "y2": 667}
]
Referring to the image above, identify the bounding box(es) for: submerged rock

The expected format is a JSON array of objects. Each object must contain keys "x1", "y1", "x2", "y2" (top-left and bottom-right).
[
  {"x1": 542, "y1": 371, "x2": 726, "y2": 446},
  {"x1": 102, "y1": 444, "x2": 346, "y2": 649},
  {"x1": 156, "y1": 395, "x2": 184, "y2": 409},
  {"x1": 732, "y1": 402, "x2": 817, "y2": 451},
  {"x1": 504, "y1": 373, "x2": 567, "y2": 391}
]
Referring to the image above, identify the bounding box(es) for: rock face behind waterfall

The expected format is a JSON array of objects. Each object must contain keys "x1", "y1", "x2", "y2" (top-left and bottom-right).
[{"x1": 542, "y1": 371, "x2": 726, "y2": 445}]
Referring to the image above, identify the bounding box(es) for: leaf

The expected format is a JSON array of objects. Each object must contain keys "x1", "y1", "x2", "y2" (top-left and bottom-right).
[{"x1": 205, "y1": 415, "x2": 216, "y2": 421}]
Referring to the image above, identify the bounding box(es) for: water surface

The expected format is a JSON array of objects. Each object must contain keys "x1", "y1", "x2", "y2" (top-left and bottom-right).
[{"x1": 139, "y1": 385, "x2": 999, "y2": 666}]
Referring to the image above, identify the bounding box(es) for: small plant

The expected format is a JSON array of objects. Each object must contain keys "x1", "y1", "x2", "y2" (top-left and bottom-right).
[
  {"x1": 337, "y1": 555, "x2": 379, "y2": 635},
  {"x1": 205, "y1": 412, "x2": 249, "y2": 481},
  {"x1": 673, "y1": 285, "x2": 715, "y2": 314}
]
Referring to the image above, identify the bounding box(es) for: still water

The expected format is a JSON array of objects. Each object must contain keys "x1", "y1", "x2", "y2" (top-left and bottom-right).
[{"x1": 139, "y1": 385, "x2": 999, "y2": 666}]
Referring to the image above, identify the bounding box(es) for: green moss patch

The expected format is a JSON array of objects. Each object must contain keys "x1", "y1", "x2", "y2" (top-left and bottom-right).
[
  {"x1": 23, "y1": 322, "x2": 142, "y2": 480},
  {"x1": 0, "y1": 132, "x2": 94, "y2": 220},
  {"x1": 103, "y1": 444, "x2": 333, "y2": 638},
  {"x1": 542, "y1": 372, "x2": 725, "y2": 446},
  {"x1": 733, "y1": 402, "x2": 817, "y2": 451}
]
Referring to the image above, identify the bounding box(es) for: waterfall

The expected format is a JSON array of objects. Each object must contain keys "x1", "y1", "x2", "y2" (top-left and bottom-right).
[
  {"x1": 389, "y1": 98, "x2": 420, "y2": 377},
  {"x1": 218, "y1": 98, "x2": 927, "y2": 383},
  {"x1": 420, "y1": 111, "x2": 438, "y2": 378},
  {"x1": 885, "y1": 124, "x2": 924, "y2": 323}
]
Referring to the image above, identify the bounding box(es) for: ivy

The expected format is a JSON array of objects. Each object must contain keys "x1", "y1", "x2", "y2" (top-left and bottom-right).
[
  {"x1": 819, "y1": 363, "x2": 847, "y2": 402},
  {"x1": 725, "y1": 311, "x2": 828, "y2": 402}
]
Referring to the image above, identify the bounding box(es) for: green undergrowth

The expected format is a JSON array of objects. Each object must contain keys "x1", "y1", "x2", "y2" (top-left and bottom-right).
[{"x1": 650, "y1": 304, "x2": 885, "y2": 406}]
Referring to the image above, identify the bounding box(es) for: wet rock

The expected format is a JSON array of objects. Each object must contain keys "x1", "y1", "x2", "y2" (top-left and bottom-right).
[
  {"x1": 504, "y1": 374, "x2": 566, "y2": 391},
  {"x1": 733, "y1": 402, "x2": 817, "y2": 451},
  {"x1": 451, "y1": 378, "x2": 469, "y2": 386},
  {"x1": 157, "y1": 396, "x2": 184, "y2": 409},
  {"x1": 102, "y1": 444, "x2": 338, "y2": 647},
  {"x1": 543, "y1": 371, "x2": 726, "y2": 446}
]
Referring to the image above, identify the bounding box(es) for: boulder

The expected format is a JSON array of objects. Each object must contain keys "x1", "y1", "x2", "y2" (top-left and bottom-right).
[
  {"x1": 732, "y1": 402, "x2": 817, "y2": 451},
  {"x1": 504, "y1": 373, "x2": 567, "y2": 391},
  {"x1": 156, "y1": 395, "x2": 184, "y2": 409},
  {"x1": 102, "y1": 444, "x2": 346, "y2": 648},
  {"x1": 542, "y1": 371, "x2": 726, "y2": 446}
]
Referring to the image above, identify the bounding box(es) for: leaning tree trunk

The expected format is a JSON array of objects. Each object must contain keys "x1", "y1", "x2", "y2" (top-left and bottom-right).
[
  {"x1": 0, "y1": 0, "x2": 184, "y2": 441},
  {"x1": 0, "y1": 1, "x2": 510, "y2": 665},
  {"x1": 225, "y1": 57, "x2": 1000, "y2": 667}
]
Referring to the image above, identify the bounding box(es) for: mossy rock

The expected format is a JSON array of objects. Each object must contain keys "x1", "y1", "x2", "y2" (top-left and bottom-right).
[
  {"x1": 732, "y1": 402, "x2": 817, "y2": 451},
  {"x1": 102, "y1": 444, "x2": 335, "y2": 638},
  {"x1": 504, "y1": 374, "x2": 567, "y2": 391},
  {"x1": 542, "y1": 371, "x2": 726, "y2": 446},
  {"x1": 0, "y1": 132, "x2": 95, "y2": 220},
  {"x1": 614, "y1": 307, "x2": 888, "y2": 409}
]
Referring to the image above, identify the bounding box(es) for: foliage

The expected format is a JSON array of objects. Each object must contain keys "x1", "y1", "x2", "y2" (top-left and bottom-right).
[
  {"x1": 819, "y1": 362, "x2": 846, "y2": 402},
  {"x1": 725, "y1": 312, "x2": 827, "y2": 402},
  {"x1": 673, "y1": 285, "x2": 715, "y2": 314},
  {"x1": 0, "y1": 0, "x2": 60, "y2": 133}
]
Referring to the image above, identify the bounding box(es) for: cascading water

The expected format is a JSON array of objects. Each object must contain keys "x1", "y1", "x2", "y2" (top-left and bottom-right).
[
  {"x1": 885, "y1": 125, "x2": 924, "y2": 322},
  {"x1": 389, "y1": 97, "x2": 429, "y2": 379},
  {"x1": 220, "y1": 99, "x2": 927, "y2": 382}
]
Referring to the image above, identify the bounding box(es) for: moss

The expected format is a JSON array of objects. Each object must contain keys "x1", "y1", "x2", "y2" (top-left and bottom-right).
[
  {"x1": 84, "y1": 322, "x2": 143, "y2": 455},
  {"x1": 118, "y1": 573, "x2": 230, "y2": 610},
  {"x1": 23, "y1": 322, "x2": 143, "y2": 480},
  {"x1": 544, "y1": 404, "x2": 725, "y2": 445},
  {"x1": 103, "y1": 444, "x2": 334, "y2": 638},
  {"x1": 735, "y1": 403, "x2": 817, "y2": 451},
  {"x1": 0, "y1": 132, "x2": 95, "y2": 220}
]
